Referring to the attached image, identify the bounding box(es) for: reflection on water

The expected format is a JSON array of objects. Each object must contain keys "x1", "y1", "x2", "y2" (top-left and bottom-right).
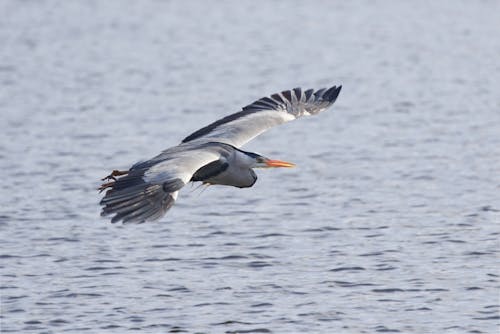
[{"x1": 1, "y1": 1, "x2": 499, "y2": 333}]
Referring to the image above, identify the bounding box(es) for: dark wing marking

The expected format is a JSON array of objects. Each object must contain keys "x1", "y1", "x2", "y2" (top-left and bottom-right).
[
  {"x1": 181, "y1": 85, "x2": 341, "y2": 148},
  {"x1": 100, "y1": 145, "x2": 225, "y2": 224},
  {"x1": 100, "y1": 175, "x2": 184, "y2": 224},
  {"x1": 190, "y1": 159, "x2": 229, "y2": 182}
]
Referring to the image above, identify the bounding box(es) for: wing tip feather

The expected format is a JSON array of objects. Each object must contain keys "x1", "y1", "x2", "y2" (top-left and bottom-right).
[
  {"x1": 323, "y1": 85, "x2": 342, "y2": 103},
  {"x1": 181, "y1": 84, "x2": 342, "y2": 144},
  {"x1": 100, "y1": 177, "x2": 184, "y2": 224}
]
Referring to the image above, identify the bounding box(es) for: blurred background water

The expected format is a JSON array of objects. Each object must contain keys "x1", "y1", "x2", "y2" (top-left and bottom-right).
[{"x1": 1, "y1": 0, "x2": 499, "y2": 333}]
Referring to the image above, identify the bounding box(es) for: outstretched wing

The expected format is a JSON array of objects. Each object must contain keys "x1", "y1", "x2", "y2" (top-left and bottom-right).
[
  {"x1": 100, "y1": 144, "x2": 225, "y2": 224},
  {"x1": 182, "y1": 85, "x2": 342, "y2": 148}
]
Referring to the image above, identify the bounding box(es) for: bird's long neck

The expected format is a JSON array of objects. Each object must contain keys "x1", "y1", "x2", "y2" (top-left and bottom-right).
[{"x1": 232, "y1": 149, "x2": 257, "y2": 168}]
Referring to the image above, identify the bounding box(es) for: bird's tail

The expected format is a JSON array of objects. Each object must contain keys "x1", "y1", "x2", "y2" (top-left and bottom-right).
[{"x1": 99, "y1": 170, "x2": 184, "y2": 224}]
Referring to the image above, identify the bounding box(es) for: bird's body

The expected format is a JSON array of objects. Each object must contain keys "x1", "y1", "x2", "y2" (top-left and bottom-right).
[
  {"x1": 100, "y1": 85, "x2": 342, "y2": 223},
  {"x1": 191, "y1": 144, "x2": 258, "y2": 188}
]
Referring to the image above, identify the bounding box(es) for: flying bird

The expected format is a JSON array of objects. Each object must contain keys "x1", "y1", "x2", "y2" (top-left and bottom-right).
[{"x1": 99, "y1": 85, "x2": 342, "y2": 223}]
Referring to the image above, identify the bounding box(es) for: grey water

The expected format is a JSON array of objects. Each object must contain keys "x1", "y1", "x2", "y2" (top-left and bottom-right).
[{"x1": 1, "y1": 1, "x2": 499, "y2": 333}]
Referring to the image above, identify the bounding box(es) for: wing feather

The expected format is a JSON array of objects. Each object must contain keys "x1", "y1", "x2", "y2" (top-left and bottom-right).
[
  {"x1": 182, "y1": 85, "x2": 341, "y2": 147},
  {"x1": 100, "y1": 144, "x2": 226, "y2": 223}
]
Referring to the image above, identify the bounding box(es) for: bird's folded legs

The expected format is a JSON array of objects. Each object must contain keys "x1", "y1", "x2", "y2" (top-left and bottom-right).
[{"x1": 101, "y1": 169, "x2": 128, "y2": 181}]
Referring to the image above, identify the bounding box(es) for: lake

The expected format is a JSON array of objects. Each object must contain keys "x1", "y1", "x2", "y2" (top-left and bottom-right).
[{"x1": 1, "y1": 0, "x2": 499, "y2": 333}]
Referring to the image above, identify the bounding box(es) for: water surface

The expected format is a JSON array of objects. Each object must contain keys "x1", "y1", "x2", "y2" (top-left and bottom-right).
[{"x1": 1, "y1": 1, "x2": 499, "y2": 333}]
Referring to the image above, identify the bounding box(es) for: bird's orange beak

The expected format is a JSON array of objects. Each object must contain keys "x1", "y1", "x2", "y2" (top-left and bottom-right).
[{"x1": 264, "y1": 159, "x2": 295, "y2": 168}]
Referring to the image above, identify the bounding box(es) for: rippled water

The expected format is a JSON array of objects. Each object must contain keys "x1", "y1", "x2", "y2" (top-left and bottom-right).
[{"x1": 1, "y1": 1, "x2": 499, "y2": 333}]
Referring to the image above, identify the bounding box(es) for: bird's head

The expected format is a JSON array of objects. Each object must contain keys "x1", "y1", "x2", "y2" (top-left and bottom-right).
[{"x1": 246, "y1": 152, "x2": 296, "y2": 169}]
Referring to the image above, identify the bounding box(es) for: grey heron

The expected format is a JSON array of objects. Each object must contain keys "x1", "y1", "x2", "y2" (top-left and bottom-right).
[{"x1": 99, "y1": 85, "x2": 342, "y2": 223}]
